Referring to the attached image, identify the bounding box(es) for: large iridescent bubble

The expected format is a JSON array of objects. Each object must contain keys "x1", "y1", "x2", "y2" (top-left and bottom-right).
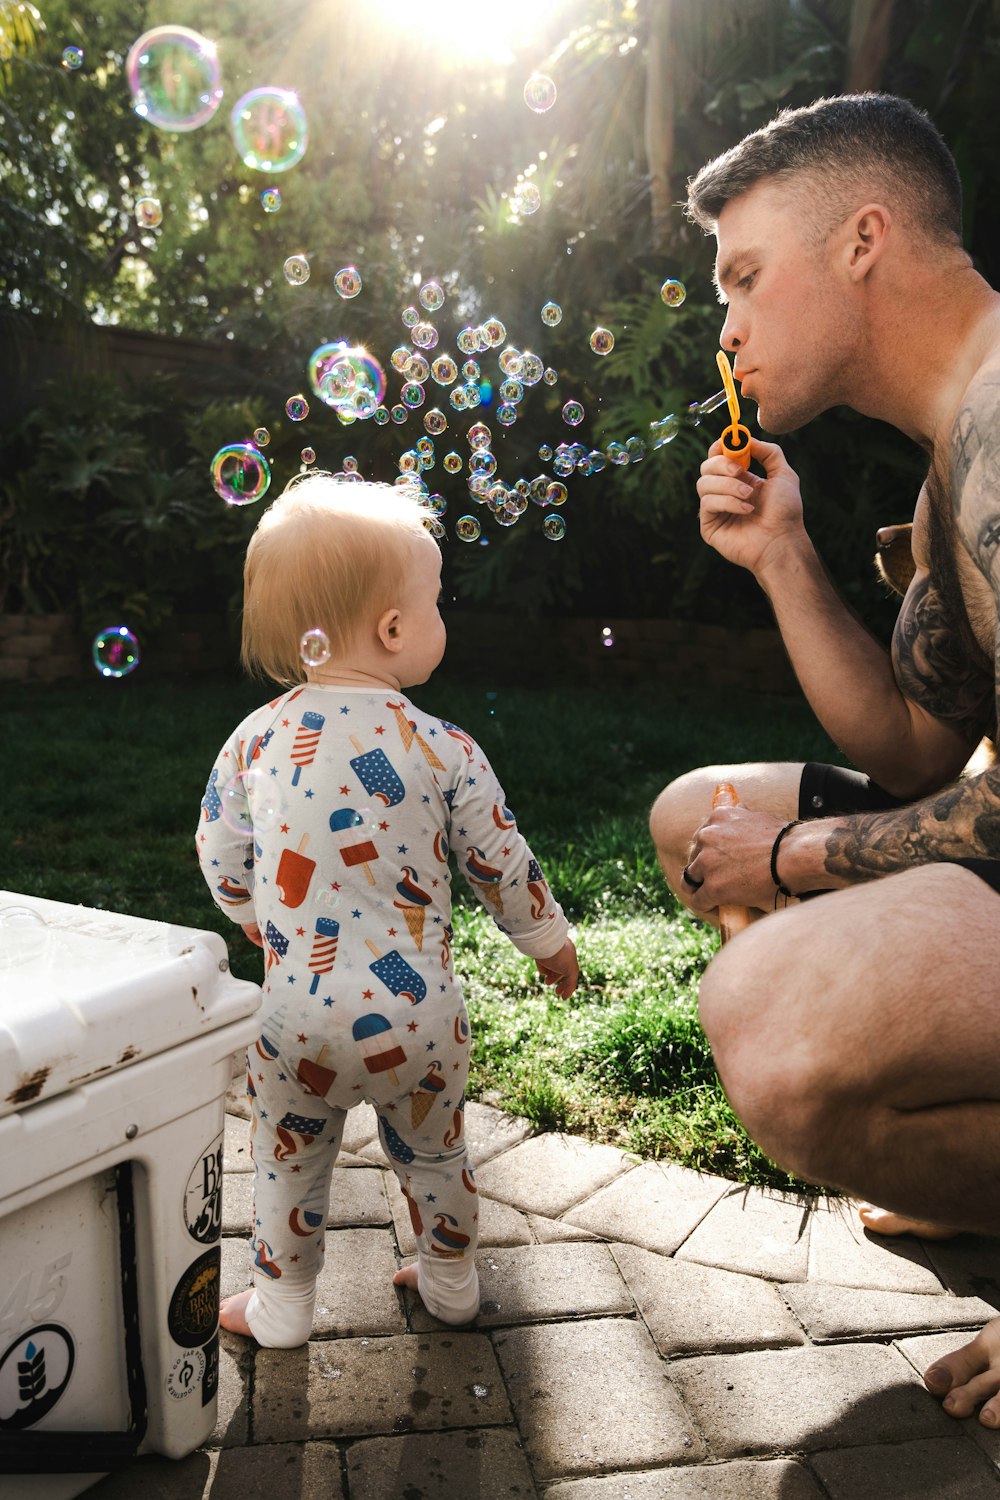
[
  {"x1": 126, "y1": 26, "x2": 223, "y2": 132},
  {"x1": 230, "y1": 87, "x2": 308, "y2": 173},
  {"x1": 308, "y1": 343, "x2": 386, "y2": 417},
  {"x1": 210, "y1": 443, "x2": 271, "y2": 505}
]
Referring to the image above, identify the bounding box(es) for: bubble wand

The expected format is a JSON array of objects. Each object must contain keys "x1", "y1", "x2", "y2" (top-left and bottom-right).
[{"x1": 715, "y1": 351, "x2": 752, "y2": 470}]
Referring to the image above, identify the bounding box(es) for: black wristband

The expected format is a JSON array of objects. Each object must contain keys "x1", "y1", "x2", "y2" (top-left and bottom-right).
[{"x1": 770, "y1": 820, "x2": 800, "y2": 899}]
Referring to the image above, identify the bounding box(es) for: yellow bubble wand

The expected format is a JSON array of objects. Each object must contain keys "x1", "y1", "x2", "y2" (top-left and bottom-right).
[{"x1": 715, "y1": 350, "x2": 752, "y2": 470}]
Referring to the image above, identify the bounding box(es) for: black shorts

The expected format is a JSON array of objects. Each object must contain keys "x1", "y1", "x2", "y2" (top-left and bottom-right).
[{"x1": 798, "y1": 762, "x2": 1000, "y2": 896}]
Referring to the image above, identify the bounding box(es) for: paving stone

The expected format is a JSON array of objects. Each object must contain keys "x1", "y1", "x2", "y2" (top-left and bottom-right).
[
  {"x1": 389, "y1": 1174, "x2": 531, "y2": 1256},
  {"x1": 86, "y1": 1451, "x2": 218, "y2": 1498},
  {"x1": 494, "y1": 1317, "x2": 706, "y2": 1480},
  {"x1": 675, "y1": 1185, "x2": 812, "y2": 1282},
  {"x1": 807, "y1": 1201, "x2": 943, "y2": 1293},
  {"x1": 254, "y1": 1331, "x2": 510, "y2": 1441},
  {"x1": 327, "y1": 1165, "x2": 391, "y2": 1226},
  {"x1": 895, "y1": 1331, "x2": 1000, "y2": 1470},
  {"x1": 222, "y1": 1171, "x2": 253, "y2": 1234},
  {"x1": 210, "y1": 1441, "x2": 347, "y2": 1497},
  {"x1": 922, "y1": 1235, "x2": 1000, "y2": 1303},
  {"x1": 465, "y1": 1100, "x2": 536, "y2": 1161},
  {"x1": 313, "y1": 1228, "x2": 407, "y2": 1337},
  {"x1": 212, "y1": 1333, "x2": 252, "y2": 1447},
  {"x1": 669, "y1": 1342, "x2": 955, "y2": 1457},
  {"x1": 809, "y1": 1435, "x2": 1000, "y2": 1497},
  {"x1": 612, "y1": 1243, "x2": 804, "y2": 1356},
  {"x1": 222, "y1": 1114, "x2": 253, "y2": 1173},
  {"x1": 543, "y1": 1457, "x2": 825, "y2": 1499},
  {"x1": 342, "y1": 1101, "x2": 380, "y2": 1154},
  {"x1": 527, "y1": 1213, "x2": 599, "y2": 1244},
  {"x1": 346, "y1": 1427, "x2": 538, "y2": 1498},
  {"x1": 220, "y1": 1233, "x2": 251, "y2": 1298},
  {"x1": 472, "y1": 1242, "x2": 632, "y2": 1327},
  {"x1": 474, "y1": 1134, "x2": 631, "y2": 1218},
  {"x1": 564, "y1": 1160, "x2": 729, "y2": 1255},
  {"x1": 782, "y1": 1283, "x2": 994, "y2": 1342}
]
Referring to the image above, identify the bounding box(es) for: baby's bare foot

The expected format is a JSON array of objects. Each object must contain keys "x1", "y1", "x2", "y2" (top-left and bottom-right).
[
  {"x1": 393, "y1": 1264, "x2": 420, "y2": 1294},
  {"x1": 219, "y1": 1290, "x2": 255, "y2": 1338},
  {"x1": 856, "y1": 1201, "x2": 960, "y2": 1240},
  {"x1": 926, "y1": 1319, "x2": 1000, "y2": 1426}
]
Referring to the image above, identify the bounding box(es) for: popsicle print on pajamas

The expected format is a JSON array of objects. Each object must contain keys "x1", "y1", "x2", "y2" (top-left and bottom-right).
[
  {"x1": 349, "y1": 735, "x2": 406, "y2": 806},
  {"x1": 330, "y1": 806, "x2": 380, "y2": 884},
  {"x1": 291, "y1": 710, "x2": 325, "y2": 786}
]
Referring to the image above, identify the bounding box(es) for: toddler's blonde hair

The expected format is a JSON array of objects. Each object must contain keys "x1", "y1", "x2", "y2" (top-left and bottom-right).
[{"x1": 242, "y1": 473, "x2": 433, "y2": 685}]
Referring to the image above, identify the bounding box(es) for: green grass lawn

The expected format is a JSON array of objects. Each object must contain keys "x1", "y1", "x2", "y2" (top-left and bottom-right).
[{"x1": 2, "y1": 670, "x2": 843, "y2": 1190}]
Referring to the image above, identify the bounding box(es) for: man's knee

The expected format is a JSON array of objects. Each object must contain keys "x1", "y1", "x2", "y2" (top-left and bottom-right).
[{"x1": 649, "y1": 765, "x2": 730, "y2": 868}]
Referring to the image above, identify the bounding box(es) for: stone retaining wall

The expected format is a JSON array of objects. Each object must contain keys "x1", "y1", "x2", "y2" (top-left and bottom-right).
[{"x1": 0, "y1": 612, "x2": 798, "y2": 695}]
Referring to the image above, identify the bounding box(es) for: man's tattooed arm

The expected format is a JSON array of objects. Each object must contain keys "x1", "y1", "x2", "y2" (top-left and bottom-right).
[
  {"x1": 891, "y1": 574, "x2": 994, "y2": 749},
  {"x1": 825, "y1": 770, "x2": 1000, "y2": 880}
]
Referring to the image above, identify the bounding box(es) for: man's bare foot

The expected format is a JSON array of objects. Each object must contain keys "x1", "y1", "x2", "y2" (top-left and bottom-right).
[
  {"x1": 219, "y1": 1290, "x2": 255, "y2": 1338},
  {"x1": 855, "y1": 1201, "x2": 960, "y2": 1240},
  {"x1": 925, "y1": 1318, "x2": 1000, "y2": 1426}
]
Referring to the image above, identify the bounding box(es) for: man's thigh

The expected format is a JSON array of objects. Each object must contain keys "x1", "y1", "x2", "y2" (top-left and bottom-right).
[
  {"x1": 650, "y1": 761, "x2": 804, "y2": 856},
  {"x1": 705, "y1": 862, "x2": 1000, "y2": 1106}
]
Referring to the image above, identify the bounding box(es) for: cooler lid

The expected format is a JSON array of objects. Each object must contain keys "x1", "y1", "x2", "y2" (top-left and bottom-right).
[{"x1": 0, "y1": 891, "x2": 261, "y2": 1118}]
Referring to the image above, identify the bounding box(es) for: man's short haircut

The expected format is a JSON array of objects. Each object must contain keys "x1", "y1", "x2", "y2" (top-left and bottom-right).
[
  {"x1": 241, "y1": 473, "x2": 433, "y2": 686},
  {"x1": 686, "y1": 93, "x2": 962, "y2": 248}
]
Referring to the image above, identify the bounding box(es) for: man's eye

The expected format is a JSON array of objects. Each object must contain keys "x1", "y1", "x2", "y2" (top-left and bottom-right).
[{"x1": 737, "y1": 271, "x2": 756, "y2": 291}]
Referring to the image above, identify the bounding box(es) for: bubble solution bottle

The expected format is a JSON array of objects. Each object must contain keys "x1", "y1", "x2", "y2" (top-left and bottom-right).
[{"x1": 712, "y1": 782, "x2": 752, "y2": 943}]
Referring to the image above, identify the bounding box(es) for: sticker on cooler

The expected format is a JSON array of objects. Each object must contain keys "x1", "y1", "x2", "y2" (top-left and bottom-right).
[
  {"x1": 167, "y1": 1248, "x2": 221, "y2": 1348},
  {"x1": 0, "y1": 1252, "x2": 71, "y2": 1345},
  {"x1": 184, "y1": 1132, "x2": 224, "y2": 1244},
  {"x1": 0, "y1": 1323, "x2": 75, "y2": 1430},
  {"x1": 166, "y1": 1347, "x2": 206, "y2": 1402}
]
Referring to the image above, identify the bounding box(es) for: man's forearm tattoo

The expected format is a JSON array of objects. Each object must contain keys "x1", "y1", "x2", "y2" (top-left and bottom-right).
[
  {"x1": 824, "y1": 767, "x2": 1000, "y2": 880},
  {"x1": 892, "y1": 575, "x2": 994, "y2": 747}
]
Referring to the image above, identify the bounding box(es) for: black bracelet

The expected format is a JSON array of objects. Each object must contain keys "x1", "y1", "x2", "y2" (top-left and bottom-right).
[{"x1": 770, "y1": 820, "x2": 800, "y2": 899}]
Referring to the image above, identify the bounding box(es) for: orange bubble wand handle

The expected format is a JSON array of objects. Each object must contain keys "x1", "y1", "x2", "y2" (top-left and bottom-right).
[
  {"x1": 712, "y1": 781, "x2": 752, "y2": 942},
  {"x1": 715, "y1": 351, "x2": 752, "y2": 470}
]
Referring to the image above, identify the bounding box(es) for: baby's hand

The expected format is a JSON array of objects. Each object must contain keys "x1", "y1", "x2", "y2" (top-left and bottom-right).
[
  {"x1": 242, "y1": 921, "x2": 264, "y2": 948},
  {"x1": 535, "y1": 939, "x2": 579, "y2": 1000}
]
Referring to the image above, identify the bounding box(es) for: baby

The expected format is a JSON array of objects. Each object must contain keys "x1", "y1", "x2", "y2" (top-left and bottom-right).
[{"x1": 196, "y1": 472, "x2": 578, "y2": 1346}]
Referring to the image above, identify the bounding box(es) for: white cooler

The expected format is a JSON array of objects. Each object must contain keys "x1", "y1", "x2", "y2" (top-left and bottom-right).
[{"x1": 0, "y1": 893, "x2": 260, "y2": 1496}]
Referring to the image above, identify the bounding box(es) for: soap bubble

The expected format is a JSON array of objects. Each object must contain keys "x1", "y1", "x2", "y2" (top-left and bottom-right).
[
  {"x1": 135, "y1": 197, "x2": 163, "y2": 228},
  {"x1": 309, "y1": 343, "x2": 385, "y2": 414},
  {"x1": 127, "y1": 26, "x2": 222, "y2": 132},
  {"x1": 424, "y1": 408, "x2": 447, "y2": 436},
  {"x1": 498, "y1": 348, "x2": 523, "y2": 377},
  {"x1": 499, "y1": 379, "x2": 523, "y2": 404},
  {"x1": 431, "y1": 356, "x2": 457, "y2": 385},
  {"x1": 286, "y1": 394, "x2": 310, "y2": 422},
  {"x1": 562, "y1": 400, "x2": 584, "y2": 427},
  {"x1": 211, "y1": 442, "x2": 271, "y2": 505},
  {"x1": 374, "y1": 406, "x2": 389, "y2": 425},
  {"x1": 538, "y1": 443, "x2": 553, "y2": 462},
  {"x1": 524, "y1": 73, "x2": 557, "y2": 112},
  {"x1": 343, "y1": 456, "x2": 359, "y2": 473},
  {"x1": 406, "y1": 352, "x2": 430, "y2": 384},
  {"x1": 401, "y1": 382, "x2": 425, "y2": 409},
  {"x1": 398, "y1": 450, "x2": 420, "y2": 474},
  {"x1": 540, "y1": 301, "x2": 562, "y2": 326},
  {"x1": 543, "y1": 514, "x2": 566, "y2": 540},
  {"x1": 283, "y1": 254, "x2": 310, "y2": 285},
  {"x1": 219, "y1": 768, "x2": 284, "y2": 835},
  {"x1": 649, "y1": 414, "x2": 680, "y2": 448},
  {"x1": 62, "y1": 45, "x2": 84, "y2": 70},
  {"x1": 470, "y1": 450, "x2": 497, "y2": 477},
  {"x1": 401, "y1": 305, "x2": 419, "y2": 328},
  {"x1": 697, "y1": 388, "x2": 729, "y2": 416},
  {"x1": 464, "y1": 383, "x2": 482, "y2": 409},
  {"x1": 390, "y1": 404, "x2": 408, "y2": 424},
  {"x1": 419, "y1": 280, "x2": 445, "y2": 311},
  {"x1": 520, "y1": 353, "x2": 544, "y2": 386},
  {"x1": 426, "y1": 493, "x2": 447, "y2": 516},
  {"x1": 230, "y1": 87, "x2": 308, "y2": 172},
  {"x1": 456, "y1": 326, "x2": 479, "y2": 354},
  {"x1": 253, "y1": 427, "x2": 270, "y2": 446},
  {"x1": 443, "y1": 452, "x2": 462, "y2": 473},
  {"x1": 496, "y1": 404, "x2": 517, "y2": 427},
  {"x1": 606, "y1": 441, "x2": 627, "y2": 465},
  {"x1": 483, "y1": 318, "x2": 506, "y2": 346},
  {"x1": 456, "y1": 515, "x2": 481, "y2": 542},
  {"x1": 260, "y1": 186, "x2": 281, "y2": 213},
  {"x1": 626, "y1": 436, "x2": 647, "y2": 462},
  {"x1": 415, "y1": 437, "x2": 434, "y2": 457},
  {"x1": 92, "y1": 626, "x2": 140, "y2": 678},
  {"x1": 390, "y1": 346, "x2": 411, "y2": 373},
  {"x1": 515, "y1": 182, "x2": 541, "y2": 215},
  {"x1": 449, "y1": 386, "x2": 469, "y2": 411},
  {"x1": 602, "y1": 626, "x2": 615, "y2": 648},
  {"x1": 300, "y1": 447, "x2": 316, "y2": 465},
  {"x1": 461, "y1": 359, "x2": 480, "y2": 382},
  {"x1": 589, "y1": 327, "x2": 615, "y2": 356},
  {"x1": 467, "y1": 423, "x2": 491, "y2": 450},
  {"x1": 546, "y1": 481, "x2": 568, "y2": 506},
  {"x1": 660, "y1": 278, "x2": 686, "y2": 307},
  {"x1": 411, "y1": 321, "x2": 438, "y2": 350},
  {"x1": 543, "y1": 367, "x2": 558, "y2": 385},
  {"x1": 424, "y1": 516, "x2": 446, "y2": 540},
  {"x1": 300, "y1": 627, "x2": 330, "y2": 667},
  {"x1": 334, "y1": 265, "x2": 362, "y2": 299}
]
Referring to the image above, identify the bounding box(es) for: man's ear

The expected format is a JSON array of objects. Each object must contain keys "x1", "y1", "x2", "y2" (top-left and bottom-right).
[
  {"x1": 846, "y1": 203, "x2": 892, "y2": 282},
  {"x1": 377, "y1": 606, "x2": 404, "y2": 653}
]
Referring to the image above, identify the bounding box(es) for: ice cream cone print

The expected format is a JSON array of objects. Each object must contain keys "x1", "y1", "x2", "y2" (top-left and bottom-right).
[
  {"x1": 401, "y1": 905, "x2": 426, "y2": 950},
  {"x1": 386, "y1": 699, "x2": 445, "y2": 769},
  {"x1": 394, "y1": 864, "x2": 431, "y2": 950},
  {"x1": 465, "y1": 847, "x2": 504, "y2": 914},
  {"x1": 473, "y1": 879, "x2": 504, "y2": 915},
  {"x1": 410, "y1": 1060, "x2": 445, "y2": 1128}
]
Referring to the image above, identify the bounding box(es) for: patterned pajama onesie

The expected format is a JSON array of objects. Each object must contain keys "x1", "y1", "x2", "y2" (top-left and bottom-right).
[{"x1": 196, "y1": 684, "x2": 568, "y2": 1341}]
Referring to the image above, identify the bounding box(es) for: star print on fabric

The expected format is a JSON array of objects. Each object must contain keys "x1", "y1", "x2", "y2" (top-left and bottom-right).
[
  {"x1": 466, "y1": 777, "x2": 476, "y2": 787},
  {"x1": 428, "y1": 727, "x2": 438, "y2": 736},
  {"x1": 352, "y1": 909, "x2": 362, "y2": 919},
  {"x1": 330, "y1": 882, "x2": 341, "y2": 891},
  {"x1": 277, "y1": 1072, "x2": 287, "y2": 1081},
  {"x1": 457, "y1": 827, "x2": 467, "y2": 838},
  {"x1": 267, "y1": 1172, "x2": 276, "y2": 1180},
  {"x1": 439, "y1": 983, "x2": 446, "y2": 993},
  {"x1": 340, "y1": 786, "x2": 350, "y2": 795},
  {"x1": 425, "y1": 1041, "x2": 436, "y2": 1051},
  {"x1": 257, "y1": 1073, "x2": 264, "y2": 1083},
  {"x1": 407, "y1": 1021, "x2": 418, "y2": 1032},
  {"x1": 297, "y1": 1033, "x2": 307, "y2": 1043},
  {"x1": 433, "y1": 915, "x2": 442, "y2": 923},
  {"x1": 379, "y1": 821, "x2": 389, "y2": 831},
  {"x1": 286, "y1": 975, "x2": 296, "y2": 985},
  {"x1": 397, "y1": 844, "x2": 408, "y2": 854},
  {"x1": 291, "y1": 1164, "x2": 302, "y2": 1173},
  {"x1": 269, "y1": 766, "x2": 278, "y2": 777},
  {"x1": 362, "y1": 988, "x2": 374, "y2": 1000},
  {"x1": 280, "y1": 823, "x2": 290, "y2": 834},
  {"x1": 502, "y1": 846, "x2": 511, "y2": 857},
  {"x1": 304, "y1": 789, "x2": 314, "y2": 798},
  {"x1": 339, "y1": 705, "x2": 350, "y2": 715},
  {"x1": 323, "y1": 997, "x2": 334, "y2": 1007},
  {"x1": 281, "y1": 718, "x2": 290, "y2": 727},
  {"x1": 289, "y1": 1253, "x2": 300, "y2": 1262},
  {"x1": 387, "y1": 927, "x2": 397, "y2": 937},
  {"x1": 375, "y1": 725, "x2": 385, "y2": 735},
  {"x1": 296, "y1": 927, "x2": 305, "y2": 937},
  {"x1": 421, "y1": 794, "x2": 430, "y2": 803},
  {"x1": 210, "y1": 857, "x2": 219, "y2": 866},
  {"x1": 425, "y1": 1192, "x2": 437, "y2": 1202}
]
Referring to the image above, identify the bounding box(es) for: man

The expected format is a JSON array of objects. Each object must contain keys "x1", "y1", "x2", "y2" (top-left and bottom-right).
[{"x1": 649, "y1": 92, "x2": 1000, "y2": 1428}]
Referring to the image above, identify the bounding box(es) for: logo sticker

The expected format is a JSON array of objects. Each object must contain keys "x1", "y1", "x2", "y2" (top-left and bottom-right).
[
  {"x1": 167, "y1": 1249, "x2": 220, "y2": 1348},
  {"x1": 0, "y1": 1324, "x2": 75, "y2": 1430},
  {"x1": 184, "y1": 1133, "x2": 224, "y2": 1244},
  {"x1": 201, "y1": 1334, "x2": 219, "y2": 1407},
  {"x1": 166, "y1": 1348, "x2": 205, "y2": 1402}
]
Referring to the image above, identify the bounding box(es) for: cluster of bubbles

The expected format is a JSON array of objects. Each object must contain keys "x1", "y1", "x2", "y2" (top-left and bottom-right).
[{"x1": 92, "y1": 626, "x2": 140, "y2": 678}]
